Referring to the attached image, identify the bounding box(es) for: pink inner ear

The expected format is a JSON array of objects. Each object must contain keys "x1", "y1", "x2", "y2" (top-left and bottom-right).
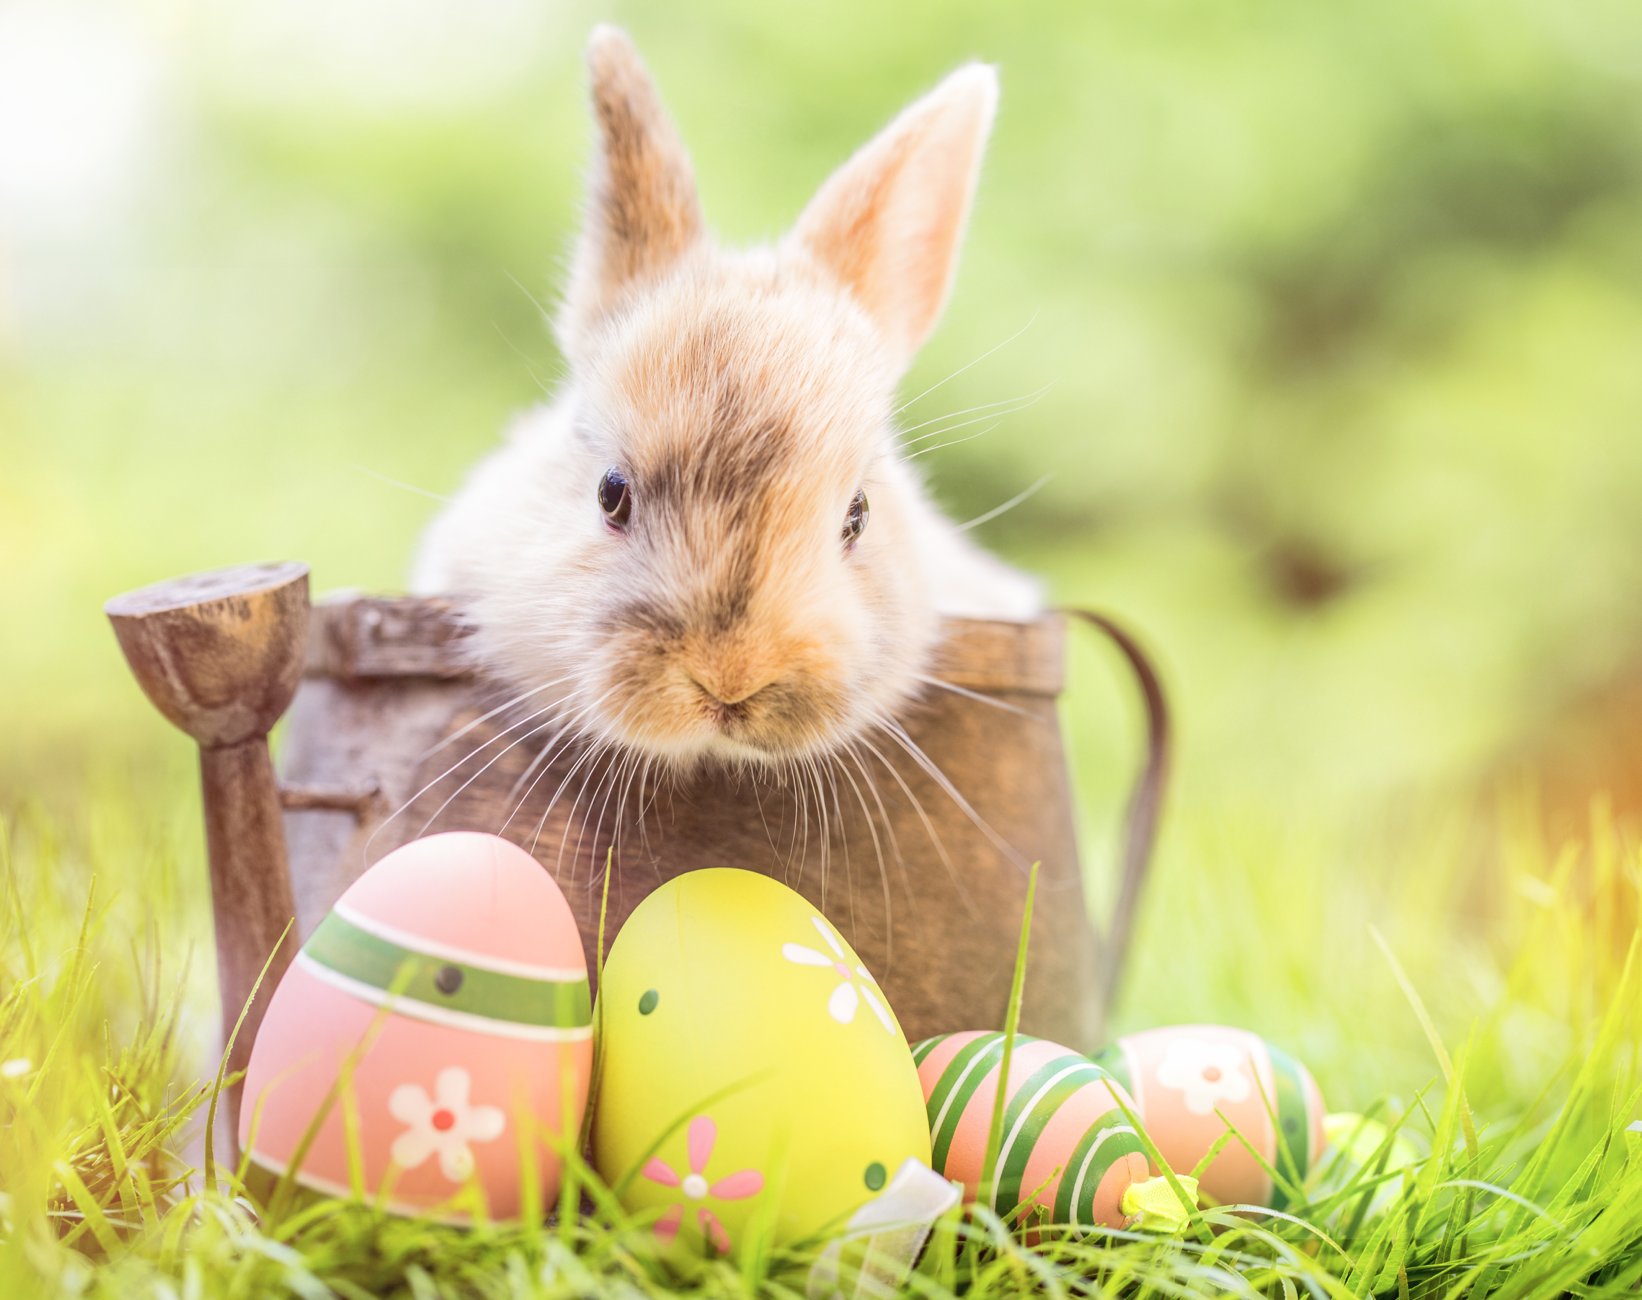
[
  {"x1": 687, "y1": 1115, "x2": 717, "y2": 1174},
  {"x1": 789, "y1": 63, "x2": 997, "y2": 365}
]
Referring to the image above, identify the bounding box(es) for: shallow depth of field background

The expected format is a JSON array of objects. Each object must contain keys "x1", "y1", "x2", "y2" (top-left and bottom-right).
[{"x1": 4, "y1": 0, "x2": 1642, "y2": 1110}]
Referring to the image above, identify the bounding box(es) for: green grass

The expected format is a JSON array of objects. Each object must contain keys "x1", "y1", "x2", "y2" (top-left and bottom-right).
[
  {"x1": 7, "y1": 2, "x2": 1642, "y2": 1291},
  {"x1": 1, "y1": 773, "x2": 1637, "y2": 1299}
]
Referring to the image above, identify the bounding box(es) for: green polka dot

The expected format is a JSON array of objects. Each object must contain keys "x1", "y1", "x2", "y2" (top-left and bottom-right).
[
  {"x1": 638, "y1": 989, "x2": 659, "y2": 1016},
  {"x1": 864, "y1": 1162, "x2": 886, "y2": 1191}
]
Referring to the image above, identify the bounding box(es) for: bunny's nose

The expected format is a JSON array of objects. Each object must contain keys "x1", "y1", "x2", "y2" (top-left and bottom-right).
[
  {"x1": 686, "y1": 647, "x2": 781, "y2": 708},
  {"x1": 689, "y1": 668, "x2": 771, "y2": 707}
]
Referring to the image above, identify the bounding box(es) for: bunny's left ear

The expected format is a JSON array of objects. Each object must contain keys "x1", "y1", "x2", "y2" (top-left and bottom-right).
[
  {"x1": 560, "y1": 26, "x2": 705, "y2": 354},
  {"x1": 787, "y1": 64, "x2": 998, "y2": 369}
]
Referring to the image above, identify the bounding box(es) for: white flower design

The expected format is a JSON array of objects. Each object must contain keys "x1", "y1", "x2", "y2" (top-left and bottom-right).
[
  {"x1": 782, "y1": 915, "x2": 895, "y2": 1033},
  {"x1": 388, "y1": 1065, "x2": 506, "y2": 1182},
  {"x1": 1154, "y1": 1037, "x2": 1252, "y2": 1116}
]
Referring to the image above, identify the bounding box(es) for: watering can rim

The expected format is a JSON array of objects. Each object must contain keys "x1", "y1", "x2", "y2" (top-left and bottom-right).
[{"x1": 301, "y1": 592, "x2": 1068, "y2": 697}]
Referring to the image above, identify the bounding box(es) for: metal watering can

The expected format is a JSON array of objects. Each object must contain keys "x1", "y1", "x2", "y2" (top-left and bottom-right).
[{"x1": 106, "y1": 561, "x2": 1167, "y2": 1125}]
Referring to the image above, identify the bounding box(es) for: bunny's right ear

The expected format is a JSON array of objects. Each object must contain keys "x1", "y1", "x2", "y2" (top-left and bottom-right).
[
  {"x1": 559, "y1": 26, "x2": 704, "y2": 354},
  {"x1": 788, "y1": 64, "x2": 998, "y2": 372}
]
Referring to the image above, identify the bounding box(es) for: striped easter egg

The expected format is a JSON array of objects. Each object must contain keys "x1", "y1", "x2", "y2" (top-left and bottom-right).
[
  {"x1": 912, "y1": 1031, "x2": 1149, "y2": 1230},
  {"x1": 241, "y1": 833, "x2": 593, "y2": 1220},
  {"x1": 1091, "y1": 1025, "x2": 1326, "y2": 1210}
]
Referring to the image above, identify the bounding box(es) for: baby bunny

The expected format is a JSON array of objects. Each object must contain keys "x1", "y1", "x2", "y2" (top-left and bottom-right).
[{"x1": 414, "y1": 26, "x2": 1040, "y2": 772}]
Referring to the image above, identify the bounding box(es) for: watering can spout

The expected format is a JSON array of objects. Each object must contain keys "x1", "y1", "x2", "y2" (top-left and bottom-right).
[{"x1": 105, "y1": 561, "x2": 311, "y2": 1138}]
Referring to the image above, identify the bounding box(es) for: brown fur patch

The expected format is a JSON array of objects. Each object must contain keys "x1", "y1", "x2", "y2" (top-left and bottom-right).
[{"x1": 564, "y1": 27, "x2": 705, "y2": 348}]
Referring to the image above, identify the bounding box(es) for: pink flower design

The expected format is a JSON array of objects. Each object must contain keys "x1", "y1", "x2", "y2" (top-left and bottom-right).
[{"x1": 642, "y1": 1115, "x2": 764, "y2": 1252}]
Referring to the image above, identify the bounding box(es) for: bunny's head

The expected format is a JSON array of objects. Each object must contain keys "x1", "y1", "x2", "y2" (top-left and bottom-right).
[{"x1": 418, "y1": 27, "x2": 1018, "y2": 771}]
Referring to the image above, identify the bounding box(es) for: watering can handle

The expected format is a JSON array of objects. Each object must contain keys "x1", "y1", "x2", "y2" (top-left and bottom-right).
[{"x1": 1061, "y1": 609, "x2": 1172, "y2": 1029}]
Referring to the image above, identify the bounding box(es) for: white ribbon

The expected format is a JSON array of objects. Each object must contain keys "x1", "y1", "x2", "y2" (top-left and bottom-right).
[{"x1": 806, "y1": 1159, "x2": 961, "y2": 1300}]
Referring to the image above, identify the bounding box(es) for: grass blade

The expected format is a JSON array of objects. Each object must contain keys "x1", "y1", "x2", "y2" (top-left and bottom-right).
[{"x1": 980, "y1": 860, "x2": 1038, "y2": 1213}]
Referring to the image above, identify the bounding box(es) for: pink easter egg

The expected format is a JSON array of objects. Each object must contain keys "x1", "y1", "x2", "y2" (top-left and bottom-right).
[
  {"x1": 1092, "y1": 1025, "x2": 1326, "y2": 1210},
  {"x1": 912, "y1": 1031, "x2": 1149, "y2": 1231},
  {"x1": 240, "y1": 832, "x2": 592, "y2": 1219}
]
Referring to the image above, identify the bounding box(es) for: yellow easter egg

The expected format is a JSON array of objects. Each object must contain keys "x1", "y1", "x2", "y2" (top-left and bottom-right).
[{"x1": 592, "y1": 869, "x2": 931, "y2": 1253}]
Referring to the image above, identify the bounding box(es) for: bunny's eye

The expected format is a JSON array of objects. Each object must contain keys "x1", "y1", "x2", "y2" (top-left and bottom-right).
[
  {"x1": 842, "y1": 489, "x2": 869, "y2": 550},
  {"x1": 598, "y1": 467, "x2": 632, "y2": 528}
]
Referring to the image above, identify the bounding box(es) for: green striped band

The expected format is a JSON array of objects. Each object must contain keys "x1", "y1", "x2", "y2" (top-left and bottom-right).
[
  {"x1": 929, "y1": 1033, "x2": 1013, "y2": 1173},
  {"x1": 1265, "y1": 1043, "x2": 1311, "y2": 1210},
  {"x1": 1052, "y1": 1110, "x2": 1146, "y2": 1229},
  {"x1": 992, "y1": 1056, "x2": 1116, "y2": 1215},
  {"x1": 300, "y1": 908, "x2": 591, "y2": 1040},
  {"x1": 911, "y1": 1035, "x2": 949, "y2": 1068}
]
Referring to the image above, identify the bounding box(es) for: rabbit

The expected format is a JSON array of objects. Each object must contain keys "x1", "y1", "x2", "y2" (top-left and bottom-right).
[{"x1": 413, "y1": 25, "x2": 1041, "y2": 774}]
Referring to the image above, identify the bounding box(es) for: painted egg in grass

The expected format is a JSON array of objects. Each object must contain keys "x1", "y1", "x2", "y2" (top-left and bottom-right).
[
  {"x1": 1310, "y1": 1112, "x2": 1421, "y2": 1221},
  {"x1": 240, "y1": 832, "x2": 592, "y2": 1219},
  {"x1": 593, "y1": 869, "x2": 931, "y2": 1255},
  {"x1": 911, "y1": 1031, "x2": 1149, "y2": 1230},
  {"x1": 1091, "y1": 1024, "x2": 1326, "y2": 1210}
]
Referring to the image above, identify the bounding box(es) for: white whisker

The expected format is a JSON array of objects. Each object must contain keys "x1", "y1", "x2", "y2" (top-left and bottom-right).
[
  {"x1": 417, "y1": 676, "x2": 572, "y2": 763},
  {"x1": 832, "y1": 750, "x2": 893, "y2": 965},
  {"x1": 363, "y1": 700, "x2": 563, "y2": 866},
  {"x1": 913, "y1": 674, "x2": 1038, "y2": 719},
  {"x1": 367, "y1": 696, "x2": 565, "y2": 857},
  {"x1": 954, "y1": 472, "x2": 1056, "y2": 532},
  {"x1": 806, "y1": 755, "x2": 830, "y2": 914},
  {"x1": 608, "y1": 748, "x2": 645, "y2": 875},
  {"x1": 821, "y1": 754, "x2": 854, "y2": 943},
  {"x1": 892, "y1": 313, "x2": 1039, "y2": 416},
  {"x1": 877, "y1": 716, "x2": 1030, "y2": 873},
  {"x1": 843, "y1": 739, "x2": 910, "y2": 908},
  {"x1": 579, "y1": 733, "x2": 643, "y2": 885},
  {"x1": 569, "y1": 752, "x2": 622, "y2": 889},
  {"x1": 750, "y1": 773, "x2": 790, "y2": 882},
  {"x1": 494, "y1": 692, "x2": 616, "y2": 837},
  {"x1": 533, "y1": 692, "x2": 643, "y2": 874},
  {"x1": 348, "y1": 463, "x2": 452, "y2": 504},
  {"x1": 410, "y1": 710, "x2": 570, "y2": 841},
  {"x1": 899, "y1": 385, "x2": 1050, "y2": 443},
  {"x1": 506, "y1": 699, "x2": 623, "y2": 866},
  {"x1": 899, "y1": 386, "x2": 1051, "y2": 448},
  {"x1": 853, "y1": 730, "x2": 978, "y2": 919},
  {"x1": 540, "y1": 737, "x2": 616, "y2": 877},
  {"x1": 903, "y1": 415, "x2": 1007, "y2": 460}
]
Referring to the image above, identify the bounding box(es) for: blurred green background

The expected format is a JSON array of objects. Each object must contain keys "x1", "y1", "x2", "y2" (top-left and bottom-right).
[{"x1": 4, "y1": 0, "x2": 1642, "y2": 1090}]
